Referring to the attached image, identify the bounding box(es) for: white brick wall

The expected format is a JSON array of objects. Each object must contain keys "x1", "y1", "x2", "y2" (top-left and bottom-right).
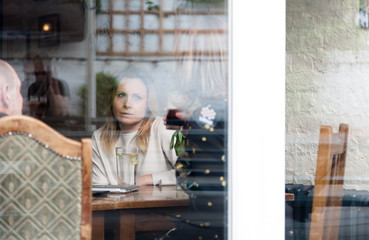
[{"x1": 287, "y1": 0, "x2": 369, "y2": 190}]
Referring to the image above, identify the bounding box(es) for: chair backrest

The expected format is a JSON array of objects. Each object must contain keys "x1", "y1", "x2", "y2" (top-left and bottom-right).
[
  {"x1": 0, "y1": 115, "x2": 92, "y2": 240},
  {"x1": 309, "y1": 124, "x2": 349, "y2": 240}
]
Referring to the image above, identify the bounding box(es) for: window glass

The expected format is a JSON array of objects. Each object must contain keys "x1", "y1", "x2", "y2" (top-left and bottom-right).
[
  {"x1": 0, "y1": 0, "x2": 229, "y2": 239},
  {"x1": 286, "y1": 0, "x2": 369, "y2": 239}
]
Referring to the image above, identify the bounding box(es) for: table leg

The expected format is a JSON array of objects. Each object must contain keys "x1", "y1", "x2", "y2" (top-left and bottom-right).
[
  {"x1": 119, "y1": 211, "x2": 136, "y2": 240},
  {"x1": 92, "y1": 211, "x2": 105, "y2": 240}
]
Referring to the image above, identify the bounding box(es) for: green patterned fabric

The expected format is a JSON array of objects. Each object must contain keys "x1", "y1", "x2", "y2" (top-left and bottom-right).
[{"x1": 0, "y1": 134, "x2": 82, "y2": 240}]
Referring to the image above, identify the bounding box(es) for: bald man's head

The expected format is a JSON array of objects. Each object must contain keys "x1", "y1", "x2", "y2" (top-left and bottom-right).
[
  {"x1": 0, "y1": 60, "x2": 23, "y2": 115},
  {"x1": 0, "y1": 60, "x2": 16, "y2": 86}
]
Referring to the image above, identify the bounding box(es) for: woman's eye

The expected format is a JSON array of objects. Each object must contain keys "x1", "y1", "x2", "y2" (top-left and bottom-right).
[
  {"x1": 133, "y1": 95, "x2": 142, "y2": 101},
  {"x1": 117, "y1": 93, "x2": 126, "y2": 97}
]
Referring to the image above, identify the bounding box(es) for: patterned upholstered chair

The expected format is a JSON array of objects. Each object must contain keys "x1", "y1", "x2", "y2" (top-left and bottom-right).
[{"x1": 0, "y1": 115, "x2": 92, "y2": 240}]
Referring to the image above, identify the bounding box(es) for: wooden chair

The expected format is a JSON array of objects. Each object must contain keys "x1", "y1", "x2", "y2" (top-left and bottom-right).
[
  {"x1": 0, "y1": 115, "x2": 92, "y2": 240},
  {"x1": 309, "y1": 124, "x2": 349, "y2": 240}
]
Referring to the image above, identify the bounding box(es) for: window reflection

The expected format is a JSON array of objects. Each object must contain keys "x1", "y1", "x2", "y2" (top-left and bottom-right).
[
  {"x1": 1, "y1": 0, "x2": 229, "y2": 239},
  {"x1": 286, "y1": 0, "x2": 369, "y2": 239}
]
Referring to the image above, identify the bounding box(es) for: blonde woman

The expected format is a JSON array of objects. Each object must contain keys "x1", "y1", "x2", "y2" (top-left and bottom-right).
[{"x1": 92, "y1": 72, "x2": 177, "y2": 186}]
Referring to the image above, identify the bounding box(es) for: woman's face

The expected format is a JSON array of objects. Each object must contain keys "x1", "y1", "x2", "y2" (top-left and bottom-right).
[{"x1": 113, "y1": 78, "x2": 148, "y2": 132}]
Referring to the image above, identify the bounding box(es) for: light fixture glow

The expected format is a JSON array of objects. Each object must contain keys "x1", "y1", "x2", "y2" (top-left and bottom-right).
[{"x1": 42, "y1": 23, "x2": 51, "y2": 32}]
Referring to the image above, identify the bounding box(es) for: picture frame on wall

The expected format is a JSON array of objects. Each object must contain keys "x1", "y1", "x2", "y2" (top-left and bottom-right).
[{"x1": 38, "y1": 14, "x2": 60, "y2": 47}]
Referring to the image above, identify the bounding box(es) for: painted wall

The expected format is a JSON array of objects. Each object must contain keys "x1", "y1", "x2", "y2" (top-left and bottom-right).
[{"x1": 286, "y1": 0, "x2": 369, "y2": 190}]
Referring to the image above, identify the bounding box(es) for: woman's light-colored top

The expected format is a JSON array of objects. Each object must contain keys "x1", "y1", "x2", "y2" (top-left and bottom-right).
[{"x1": 92, "y1": 117, "x2": 178, "y2": 185}]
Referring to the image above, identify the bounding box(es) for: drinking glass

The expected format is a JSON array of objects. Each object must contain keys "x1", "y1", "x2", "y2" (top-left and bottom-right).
[{"x1": 116, "y1": 147, "x2": 138, "y2": 185}]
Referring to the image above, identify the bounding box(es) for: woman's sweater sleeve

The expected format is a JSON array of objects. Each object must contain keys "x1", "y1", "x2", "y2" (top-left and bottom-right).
[
  {"x1": 152, "y1": 170, "x2": 176, "y2": 185},
  {"x1": 151, "y1": 119, "x2": 178, "y2": 185},
  {"x1": 92, "y1": 131, "x2": 109, "y2": 185}
]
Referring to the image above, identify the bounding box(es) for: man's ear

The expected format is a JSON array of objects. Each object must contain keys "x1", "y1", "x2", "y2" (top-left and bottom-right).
[{"x1": 0, "y1": 84, "x2": 10, "y2": 109}]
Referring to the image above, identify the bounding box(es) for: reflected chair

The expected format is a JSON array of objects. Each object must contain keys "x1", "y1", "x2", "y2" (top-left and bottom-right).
[
  {"x1": 309, "y1": 124, "x2": 349, "y2": 240},
  {"x1": 0, "y1": 115, "x2": 92, "y2": 240}
]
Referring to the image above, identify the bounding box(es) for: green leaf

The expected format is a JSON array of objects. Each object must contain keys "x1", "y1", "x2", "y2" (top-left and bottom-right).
[
  {"x1": 170, "y1": 131, "x2": 177, "y2": 150},
  {"x1": 170, "y1": 130, "x2": 186, "y2": 156},
  {"x1": 174, "y1": 140, "x2": 183, "y2": 156},
  {"x1": 178, "y1": 131, "x2": 183, "y2": 142},
  {"x1": 175, "y1": 147, "x2": 181, "y2": 156}
]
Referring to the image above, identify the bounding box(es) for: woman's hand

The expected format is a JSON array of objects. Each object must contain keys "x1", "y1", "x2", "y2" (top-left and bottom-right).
[
  {"x1": 163, "y1": 109, "x2": 189, "y2": 130},
  {"x1": 136, "y1": 174, "x2": 153, "y2": 186}
]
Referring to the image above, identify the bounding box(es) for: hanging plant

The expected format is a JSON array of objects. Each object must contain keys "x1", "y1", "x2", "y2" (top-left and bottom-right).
[
  {"x1": 146, "y1": 0, "x2": 159, "y2": 11},
  {"x1": 77, "y1": 72, "x2": 116, "y2": 119},
  {"x1": 95, "y1": 0, "x2": 102, "y2": 14}
]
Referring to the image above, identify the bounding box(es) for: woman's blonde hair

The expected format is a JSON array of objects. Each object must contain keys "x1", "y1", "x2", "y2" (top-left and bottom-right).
[{"x1": 100, "y1": 70, "x2": 158, "y2": 155}]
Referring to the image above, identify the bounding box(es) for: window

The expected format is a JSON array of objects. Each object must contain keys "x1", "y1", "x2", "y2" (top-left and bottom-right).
[
  {"x1": 96, "y1": 0, "x2": 227, "y2": 56},
  {"x1": 286, "y1": 0, "x2": 369, "y2": 239},
  {"x1": 0, "y1": 0, "x2": 230, "y2": 239}
]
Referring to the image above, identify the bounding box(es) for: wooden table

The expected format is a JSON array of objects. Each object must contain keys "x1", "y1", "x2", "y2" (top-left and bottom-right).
[{"x1": 92, "y1": 185, "x2": 190, "y2": 240}]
